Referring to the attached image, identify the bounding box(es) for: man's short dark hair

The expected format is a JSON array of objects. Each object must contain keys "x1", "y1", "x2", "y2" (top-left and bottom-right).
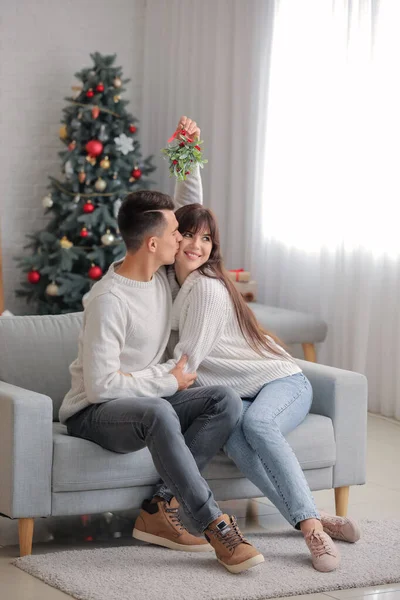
[{"x1": 117, "y1": 190, "x2": 175, "y2": 253}]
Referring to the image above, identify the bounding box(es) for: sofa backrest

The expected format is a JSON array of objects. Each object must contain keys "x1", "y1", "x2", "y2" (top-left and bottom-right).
[{"x1": 0, "y1": 312, "x2": 83, "y2": 421}]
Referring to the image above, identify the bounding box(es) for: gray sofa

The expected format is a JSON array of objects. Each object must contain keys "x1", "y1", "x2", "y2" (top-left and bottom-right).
[{"x1": 0, "y1": 312, "x2": 368, "y2": 556}]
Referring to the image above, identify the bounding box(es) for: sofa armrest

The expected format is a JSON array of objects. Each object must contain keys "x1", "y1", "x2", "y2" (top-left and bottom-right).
[
  {"x1": 297, "y1": 359, "x2": 368, "y2": 487},
  {"x1": 0, "y1": 381, "x2": 53, "y2": 518}
]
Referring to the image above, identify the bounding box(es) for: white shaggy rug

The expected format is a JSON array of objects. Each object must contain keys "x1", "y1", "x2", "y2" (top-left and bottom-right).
[{"x1": 13, "y1": 519, "x2": 400, "y2": 600}]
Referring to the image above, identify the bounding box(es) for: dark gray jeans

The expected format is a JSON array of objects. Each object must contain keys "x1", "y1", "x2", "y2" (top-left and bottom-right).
[{"x1": 66, "y1": 385, "x2": 242, "y2": 532}]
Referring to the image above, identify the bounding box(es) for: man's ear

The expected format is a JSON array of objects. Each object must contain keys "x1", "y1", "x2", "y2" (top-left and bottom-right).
[{"x1": 147, "y1": 236, "x2": 157, "y2": 253}]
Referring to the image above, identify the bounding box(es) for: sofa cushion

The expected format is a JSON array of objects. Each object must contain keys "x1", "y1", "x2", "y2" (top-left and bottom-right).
[
  {"x1": 52, "y1": 413, "x2": 335, "y2": 493},
  {"x1": 249, "y1": 303, "x2": 327, "y2": 344},
  {"x1": 0, "y1": 313, "x2": 82, "y2": 420}
]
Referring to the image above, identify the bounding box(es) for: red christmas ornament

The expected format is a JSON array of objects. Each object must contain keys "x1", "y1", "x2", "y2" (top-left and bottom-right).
[
  {"x1": 86, "y1": 88, "x2": 94, "y2": 98},
  {"x1": 173, "y1": 160, "x2": 178, "y2": 165},
  {"x1": 179, "y1": 142, "x2": 184, "y2": 147},
  {"x1": 80, "y1": 227, "x2": 89, "y2": 238},
  {"x1": 68, "y1": 141, "x2": 76, "y2": 151},
  {"x1": 195, "y1": 145, "x2": 201, "y2": 151},
  {"x1": 129, "y1": 124, "x2": 137, "y2": 133},
  {"x1": 131, "y1": 168, "x2": 142, "y2": 179},
  {"x1": 85, "y1": 140, "x2": 104, "y2": 157},
  {"x1": 27, "y1": 269, "x2": 41, "y2": 284},
  {"x1": 185, "y1": 171, "x2": 190, "y2": 175},
  {"x1": 92, "y1": 106, "x2": 100, "y2": 119},
  {"x1": 96, "y1": 82, "x2": 104, "y2": 93},
  {"x1": 83, "y1": 201, "x2": 95, "y2": 214},
  {"x1": 88, "y1": 265, "x2": 103, "y2": 280}
]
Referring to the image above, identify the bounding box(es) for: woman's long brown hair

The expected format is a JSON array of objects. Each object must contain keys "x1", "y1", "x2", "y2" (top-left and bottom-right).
[{"x1": 175, "y1": 203, "x2": 290, "y2": 358}]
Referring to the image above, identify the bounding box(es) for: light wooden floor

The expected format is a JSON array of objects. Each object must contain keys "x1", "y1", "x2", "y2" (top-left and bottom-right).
[{"x1": 1, "y1": 413, "x2": 400, "y2": 600}]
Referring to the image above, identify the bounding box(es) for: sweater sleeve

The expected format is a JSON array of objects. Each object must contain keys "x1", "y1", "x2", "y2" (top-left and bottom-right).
[
  {"x1": 173, "y1": 164, "x2": 203, "y2": 209},
  {"x1": 83, "y1": 294, "x2": 178, "y2": 403},
  {"x1": 170, "y1": 278, "x2": 231, "y2": 373}
]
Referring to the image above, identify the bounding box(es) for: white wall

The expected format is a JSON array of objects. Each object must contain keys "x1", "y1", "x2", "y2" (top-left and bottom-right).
[{"x1": 0, "y1": 0, "x2": 146, "y2": 313}]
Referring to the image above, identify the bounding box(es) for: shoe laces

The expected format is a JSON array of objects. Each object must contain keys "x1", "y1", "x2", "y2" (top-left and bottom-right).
[
  {"x1": 321, "y1": 516, "x2": 347, "y2": 540},
  {"x1": 307, "y1": 530, "x2": 335, "y2": 558},
  {"x1": 165, "y1": 503, "x2": 185, "y2": 531},
  {"x1": 214, "y1": 516, "x2": 247, "y2": 551}
]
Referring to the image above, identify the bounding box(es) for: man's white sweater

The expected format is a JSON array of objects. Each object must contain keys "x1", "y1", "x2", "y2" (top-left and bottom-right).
[{"x1": 59, "y1": 168, "x2": 202, "y2": 424}]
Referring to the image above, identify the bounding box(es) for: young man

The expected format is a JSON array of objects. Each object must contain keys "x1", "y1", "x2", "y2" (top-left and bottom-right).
[{"x1": 59, "y1": 117, "x2": 264, "y2": 574}]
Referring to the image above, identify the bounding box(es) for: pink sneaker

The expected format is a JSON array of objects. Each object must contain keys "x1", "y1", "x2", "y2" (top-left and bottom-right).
[
  {"x1": 305, "y1": 529, "x2": 341, "y2": 572},
  {"x1": 320, "y1": 511, "x2": 361, "y2": 543}
]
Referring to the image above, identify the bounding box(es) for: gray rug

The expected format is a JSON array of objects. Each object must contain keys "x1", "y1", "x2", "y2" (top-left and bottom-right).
[{"x1": 12, "y1": 519, "x2": 400, "y2": 600}]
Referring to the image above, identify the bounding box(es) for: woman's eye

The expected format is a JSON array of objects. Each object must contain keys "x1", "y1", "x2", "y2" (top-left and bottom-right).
[
  {"x1": 203, "y1": 237, "x2": 211, "y2": 242},
  {"x1": 183, "y1": 232, "x2": 192, "y2": 238}
]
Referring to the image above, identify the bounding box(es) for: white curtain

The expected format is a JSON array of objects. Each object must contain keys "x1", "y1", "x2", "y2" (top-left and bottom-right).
[
  {"x1": 250, "y1": 0, "x2": 400, "y2": 420},
  {"x1": 141, "y1": 0, "x2": 274, "y2": 268},
  {"x1": 142, "y1": 1, "x2": 400, "y2": 419}
]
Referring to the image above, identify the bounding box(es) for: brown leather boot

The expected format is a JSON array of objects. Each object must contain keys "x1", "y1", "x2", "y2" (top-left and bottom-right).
[
  {"x1": 204, "y1": 514, "x2": 264, "y2": 573},
  {"x1": 133, "y1": 497, "x2": 212, "y2": 552}
]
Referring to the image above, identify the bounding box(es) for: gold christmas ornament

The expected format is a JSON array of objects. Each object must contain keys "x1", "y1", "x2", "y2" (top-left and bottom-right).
[
  {"x1": 95, "y1": 177, "x2": 107, "y2": 192},
  {"x1": 86, "y1": 155, "x2": 97, "y2": 166},
  {"x1": 101, "y1": 230, "x2": 115, "y2": 246},
  {"x1": 113, "y1": 77, "x2": 122, "y2": 88},
  {"x1": 46, "y1": 282, "x2": 59, "y2": 296},
  {"x1": 100, "y1": 156, "x2": 111, "y2": 169},
  {"x1": 60, "y1": 236, "x2": 73, "y2": 249},
  {"x1": 42, "y1": 193, "x2": 53, "y2": 208},
  {"x1": 113, "y1": 95, "x2": 121, "y2": 103},
  {"x1": 71, "y1": 85, "x2": 83, "y2": 100},
  {"x1": 59, "y1": 124, "x2": 68, "y2": 140}
]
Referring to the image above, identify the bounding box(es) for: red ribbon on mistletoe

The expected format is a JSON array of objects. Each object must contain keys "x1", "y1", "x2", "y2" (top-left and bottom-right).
[{"x1": 167, "y1": 129, "x2": 193, "y2": 144}]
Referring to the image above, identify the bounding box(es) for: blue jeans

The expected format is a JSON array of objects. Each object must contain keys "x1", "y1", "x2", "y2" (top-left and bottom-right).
[{"x1": 224, "y1": 372, "x2": 320, "y2": 528}]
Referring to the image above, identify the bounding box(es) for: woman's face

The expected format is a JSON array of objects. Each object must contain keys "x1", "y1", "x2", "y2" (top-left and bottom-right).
[{"x1": 175, "y1": 229, "x2": 213, "y2": 273}]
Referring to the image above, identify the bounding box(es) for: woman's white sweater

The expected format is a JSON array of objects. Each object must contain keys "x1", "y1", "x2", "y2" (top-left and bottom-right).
[{"x1": 166, "y1": 269, "x2": 301, "y2": 398}]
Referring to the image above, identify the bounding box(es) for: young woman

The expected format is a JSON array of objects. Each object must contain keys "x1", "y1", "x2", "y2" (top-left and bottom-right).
[{"x1": 166, "y1": 202, "x2": 360, "y2": 573}]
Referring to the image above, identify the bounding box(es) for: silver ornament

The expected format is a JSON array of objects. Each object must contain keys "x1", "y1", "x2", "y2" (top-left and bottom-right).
[
  {"x1": 101, "y1": 230, "x2": 115, "y2": 246},
  {"x1": 71, "y1": 118, "x2": 81, "y2": 130},
  {"x1": 95, "y1": 178, "x2": 107, "y2": 192},
  {"x1": 113, "y1": 77, "x2": 122, "y2": 88},
  {"x1": 42, "y1": 194, "x2": 53, "y2": 208},
  {"x1": 113, "y1": 198, "x2": 122, "y2": 219},
  {"x1": 46, "y1": 282, "x2": 59, "y2": 296},
  {"x1": 64, "y1": 160, "x2": 74, "y2": 180},
  {"x1": 98, "y1": 124, "x2": 109, "y2": 142},
  {"x1": 74, "y1": 194, "x2": 81, "y2": 203}
]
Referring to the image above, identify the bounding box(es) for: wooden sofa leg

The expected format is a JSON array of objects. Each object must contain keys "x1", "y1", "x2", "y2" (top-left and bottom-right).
[
  {"x1": 245, "y1": 499, "x2": 260, "y2": 524},
  {"x1": 18, "y1": 518, "x2": 34, "y2": 556},
  {"x1": 302, "y1": 343, "x2": 317, "y2": 362},
  {"x1": 334, "y1": 486, "x2": 349, "y2": 517}
]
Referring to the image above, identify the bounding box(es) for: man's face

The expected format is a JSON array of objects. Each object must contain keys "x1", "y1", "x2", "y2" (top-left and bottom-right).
[{"x1": 154, "y1": 210, "x2": 183, "y2": 265}]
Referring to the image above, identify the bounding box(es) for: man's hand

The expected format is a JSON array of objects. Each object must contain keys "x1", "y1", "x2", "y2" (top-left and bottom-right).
[
  {"x1": 118, "y1": 370, "x2": 132, "y2": 377},
  {"x1": 175, "y1": 116, "x2": 201, "y2": 141},
  {"x1": 170, "y1": 355, "x2": 197, "y2": 391}
]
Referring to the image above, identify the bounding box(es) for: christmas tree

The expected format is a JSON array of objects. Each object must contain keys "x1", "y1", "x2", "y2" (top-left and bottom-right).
[{"x1": 16, "y1": 52, "x2": 156, "y2": 314}]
